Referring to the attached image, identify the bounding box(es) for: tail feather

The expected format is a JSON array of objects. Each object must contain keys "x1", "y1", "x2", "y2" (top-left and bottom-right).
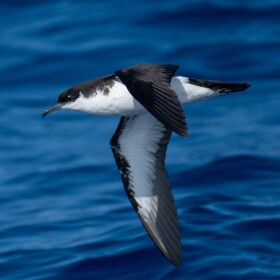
[{"x1": 188, "y1": 78, "x2": 250, "y2": 94}]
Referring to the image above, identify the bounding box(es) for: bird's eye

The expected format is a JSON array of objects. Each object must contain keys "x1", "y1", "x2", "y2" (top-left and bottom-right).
[{"x1": 67, "y1": 95, "x2": 73, "y2": 101}]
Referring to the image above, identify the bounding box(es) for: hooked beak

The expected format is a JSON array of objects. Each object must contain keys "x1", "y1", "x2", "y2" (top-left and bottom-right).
[{"x1": 42, "y1": 103, "x2": 63, "y2": 118}]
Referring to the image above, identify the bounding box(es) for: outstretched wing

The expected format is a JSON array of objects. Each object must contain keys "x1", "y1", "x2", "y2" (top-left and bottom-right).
[
  {"x1": 110, "y1": 113, "x2": 182, "y2": 266},
  {"x1": 115, "y1": 64, "x2": 187, "y2": 138}
]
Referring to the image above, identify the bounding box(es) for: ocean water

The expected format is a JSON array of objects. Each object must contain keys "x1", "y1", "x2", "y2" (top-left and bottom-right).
[{"x1": 0, "y1": 1, "x2": 280, "y2": 279}]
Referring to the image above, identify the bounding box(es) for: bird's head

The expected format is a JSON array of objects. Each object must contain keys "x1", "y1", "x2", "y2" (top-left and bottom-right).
[
  {"x1": 42, "y1": 86, "x2": 83, "y2": 118},
  {"x1": 42, "y1": 75, "x2": 117, "y2": 118}
]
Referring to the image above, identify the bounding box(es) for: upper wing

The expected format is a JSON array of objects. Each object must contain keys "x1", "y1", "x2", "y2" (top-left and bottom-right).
[
  {"x1": 115, "y1": 64, "x2": 187, "y2": 138},
  {"x1": 110, "y1": 113, "x2": 182, "y2": 266}
]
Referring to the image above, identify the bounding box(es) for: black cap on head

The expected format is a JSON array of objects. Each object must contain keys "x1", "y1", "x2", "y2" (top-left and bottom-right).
[
  {"x1": 42, "y1": 87, "x2": 80, "y2": 118},
  {"x1": 58, "y1": 88, "x2": 80, "y2": 103},
  {"x1": 42, "y1": 74, "x2": 117, "y2": 118}
]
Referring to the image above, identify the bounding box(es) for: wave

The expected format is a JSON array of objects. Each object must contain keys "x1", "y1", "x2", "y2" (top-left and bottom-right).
[{"x1": 172, "y1": 155, "x2": 280, "y2": 187}]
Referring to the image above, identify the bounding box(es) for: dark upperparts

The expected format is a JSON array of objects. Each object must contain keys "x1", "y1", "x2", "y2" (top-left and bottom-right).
[
  {"x1": 188, "y1": 78, "x2": 250, "y2": 94},
  {"x1": 115, "y1": 64, "x2": 188, "y2": 138},
  {"x1": 58, "y1": 74, "x2": 118, "y2": 103}
]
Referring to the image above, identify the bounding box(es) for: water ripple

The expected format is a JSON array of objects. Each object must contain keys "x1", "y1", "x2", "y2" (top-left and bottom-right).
[{"x1": 1, "y1": 0, "x2": 280, "y2": 279}]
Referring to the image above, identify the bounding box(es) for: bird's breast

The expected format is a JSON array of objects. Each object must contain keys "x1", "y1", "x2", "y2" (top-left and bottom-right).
[{"x1": 69, "y1": 81, "x2": 146, "y2": 116}]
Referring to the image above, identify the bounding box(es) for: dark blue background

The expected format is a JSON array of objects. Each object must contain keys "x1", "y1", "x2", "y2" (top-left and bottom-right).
[{"x1": 0, "y1": 1, "x2": 279, "y2": 279}]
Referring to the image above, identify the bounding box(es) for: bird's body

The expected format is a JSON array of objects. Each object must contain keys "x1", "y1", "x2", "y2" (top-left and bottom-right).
[
  {"x1": 42, "y1": 64, "x2": 250, "y2": 266},
  {"x1": 61, "y1": 75, "x2": 233, "y2": 117},
  {"x1": 62, "y1": 76, "x2": 211, "y2": 116}
]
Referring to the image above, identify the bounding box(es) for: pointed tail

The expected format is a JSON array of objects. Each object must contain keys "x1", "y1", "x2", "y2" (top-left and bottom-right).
[{"x1": 188, "y1": 78, "x2": 250, "y2": 94}]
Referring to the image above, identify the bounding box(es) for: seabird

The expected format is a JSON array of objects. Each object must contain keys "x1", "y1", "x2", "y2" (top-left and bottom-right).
[{"x1": 42, "y1": 64, "x2": 250, "y2": 266}]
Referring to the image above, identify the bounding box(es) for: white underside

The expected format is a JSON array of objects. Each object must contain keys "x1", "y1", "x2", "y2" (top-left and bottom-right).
[
  {"x1": 118, "y1": 114, "x2": 165, "y2": 219},
  {"x1": 62, "y1": 76, "x2": 217, "y2": 116}
]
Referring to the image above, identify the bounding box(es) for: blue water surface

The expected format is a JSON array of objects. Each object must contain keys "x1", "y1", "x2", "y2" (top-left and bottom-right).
[{"x1": 0, "y1": 1, "x2": 280, "y2": 279}]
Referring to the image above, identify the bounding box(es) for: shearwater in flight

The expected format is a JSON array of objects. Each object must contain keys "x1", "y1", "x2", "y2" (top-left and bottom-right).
[{"x1": 42, "y1": 64, "x2": 250, "y2": 266}]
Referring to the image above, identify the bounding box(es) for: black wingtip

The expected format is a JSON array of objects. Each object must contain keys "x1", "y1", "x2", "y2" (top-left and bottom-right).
[
  {"x1": 170, "y1": 255, "x2": 182, "y2": 268},
  {"x1": 176, "y1": 128, "x2": 188, "y2": 138}
]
